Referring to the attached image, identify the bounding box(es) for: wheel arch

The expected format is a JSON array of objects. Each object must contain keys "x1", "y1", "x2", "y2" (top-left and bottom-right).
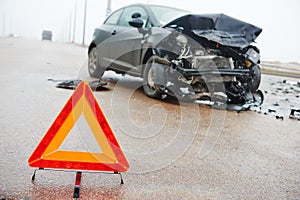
[
  {"x1": 141, "y1": 47, "x2": 161, "y2": 77},
  {"x1": 88, "y1": 42, "x2": 97, "y2": 54},
  {"x1": 142, "y1": 48, "x2": 162, "y2": 64}
]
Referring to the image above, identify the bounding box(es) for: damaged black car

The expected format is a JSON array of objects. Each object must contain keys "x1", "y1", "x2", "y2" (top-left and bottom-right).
[{"x1": 88, "y1": 4, "x2": 263, "y2": 108}]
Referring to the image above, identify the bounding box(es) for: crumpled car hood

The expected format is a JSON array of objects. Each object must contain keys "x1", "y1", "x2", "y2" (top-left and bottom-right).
[{"x1": 165, "y1": 14, "x2": 262, "y2": 48}]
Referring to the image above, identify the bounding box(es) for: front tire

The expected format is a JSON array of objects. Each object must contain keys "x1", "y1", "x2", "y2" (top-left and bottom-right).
[
  {"x1": 250, "y1": 64, "x2": 261, "y2": 92},
  {"x1": 143, "y1": 57, "x2": 163, "y2": 99},
  {"x1": 88, "y1": 47, "x2": 104, "y2": 78}
]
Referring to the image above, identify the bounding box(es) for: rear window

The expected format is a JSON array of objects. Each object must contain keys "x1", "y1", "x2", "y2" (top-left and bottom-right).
[{"x1": 105, "y1": 9, "x2": 123, "y2": 25}]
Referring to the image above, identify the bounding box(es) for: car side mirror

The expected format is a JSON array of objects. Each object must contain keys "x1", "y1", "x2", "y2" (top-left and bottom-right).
[
  {"x1": 129, "y1": 19, "x2": 144, "y2": 28},
  {"x1": 131, "y1": 12, "x2": 142, "y2": 19}
]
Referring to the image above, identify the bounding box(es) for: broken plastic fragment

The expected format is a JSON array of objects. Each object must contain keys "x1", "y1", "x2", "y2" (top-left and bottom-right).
[
  {"x1": 289, "y1": 108, "x2": 300, "y2": 120},
  {"x1": 50, "y1": 79, "x2": 108, "y2": 91},
  {"x1": 275, "y1": 115, "x2": 284, "y2": 120}
]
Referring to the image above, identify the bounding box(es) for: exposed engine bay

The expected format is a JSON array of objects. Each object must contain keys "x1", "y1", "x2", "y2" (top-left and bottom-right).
[{"x1": 144, "y1": 14, "x2": 264, "y2": 110}]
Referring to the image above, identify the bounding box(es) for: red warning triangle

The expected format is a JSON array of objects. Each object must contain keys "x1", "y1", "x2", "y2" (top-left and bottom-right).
[{"x1": 28, "y1": 81, "x2": 129, "y2": 172}]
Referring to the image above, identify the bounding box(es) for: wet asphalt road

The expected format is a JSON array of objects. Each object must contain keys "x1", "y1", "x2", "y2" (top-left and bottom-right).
[{"x1": 0, "y1": 37, "x2": 299, "y2": 199}]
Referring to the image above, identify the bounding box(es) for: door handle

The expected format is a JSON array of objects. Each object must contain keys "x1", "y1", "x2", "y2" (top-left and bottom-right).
[{"x1": 111, "y1": 30, "x2": 117, "y2": 35}]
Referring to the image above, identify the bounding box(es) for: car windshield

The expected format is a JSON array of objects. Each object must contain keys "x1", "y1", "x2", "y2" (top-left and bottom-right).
[{"x1": 149, "y1": 5, "x2": 190, "y2": 25}]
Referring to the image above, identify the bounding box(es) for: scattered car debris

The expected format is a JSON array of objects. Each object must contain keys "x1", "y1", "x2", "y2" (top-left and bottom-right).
[
  {"x1": 255, "y1": 77, "x2": 300, "y2": 121},
  {"x1": 289, "y1": 108, "x2": 300, "y2": 120},
  {"x1": 275, "y1": 115, "x2": 284, "y2": 120},
  {"x1": 268, "y1": 109, "x2": 276, "y2": 113},
  {"x1": 48, "y1": 79, "x2": 108, "y2": 91},
  {"x1": 195, "y1": 89, "x2": 263, "y2": 112},
  {"x1": 56, "y1": 79, "x2": 82, "y2": 89},
  {"x1": 88, "y1": 80, "x2": 109, "y2": 91}
]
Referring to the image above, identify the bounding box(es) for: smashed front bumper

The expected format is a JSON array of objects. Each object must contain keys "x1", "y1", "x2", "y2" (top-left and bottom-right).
[{"x1": 175, "y1": 65, "x2": 252, "y2": 78}]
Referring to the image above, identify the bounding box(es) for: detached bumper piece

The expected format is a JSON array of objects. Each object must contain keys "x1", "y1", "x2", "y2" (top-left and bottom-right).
[
  {"x1": 54, "y1": 79, "x2": 108, "y2": 91},
  {"x1": 195, "y1": 90, "x2": 264, "y2": 113}
]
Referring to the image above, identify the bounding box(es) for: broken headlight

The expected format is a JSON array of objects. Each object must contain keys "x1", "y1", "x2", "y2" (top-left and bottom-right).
[{"x1": 245, "y1": 48, "x2": 260, "y2": 67}]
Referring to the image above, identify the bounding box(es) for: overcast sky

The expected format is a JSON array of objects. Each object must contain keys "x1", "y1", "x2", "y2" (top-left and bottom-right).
[{"x1": 0, "y1": 0, "x2": 299, "y2": 63}]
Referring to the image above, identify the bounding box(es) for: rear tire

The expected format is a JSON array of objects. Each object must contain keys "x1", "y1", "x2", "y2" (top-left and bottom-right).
[
  {"x1": 88, "y1": 47, "x2": 104, "y2": 78},
  {"x1": 143, "y1": 57, "x2": 163, "y2": 99}
]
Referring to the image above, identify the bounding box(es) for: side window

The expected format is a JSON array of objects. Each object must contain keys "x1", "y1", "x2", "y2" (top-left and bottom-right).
[
  {"x1": 118, "y1": 6, "x2": 150, "y2": 27},
  {"x1": 105, "y1": 9, "x2": 123, "y2": 25}
]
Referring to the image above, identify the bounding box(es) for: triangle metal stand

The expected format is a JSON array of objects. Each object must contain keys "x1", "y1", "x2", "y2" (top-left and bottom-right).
[{"x1": 31, "y1": 168, "x2": 124, "y2": 199}]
